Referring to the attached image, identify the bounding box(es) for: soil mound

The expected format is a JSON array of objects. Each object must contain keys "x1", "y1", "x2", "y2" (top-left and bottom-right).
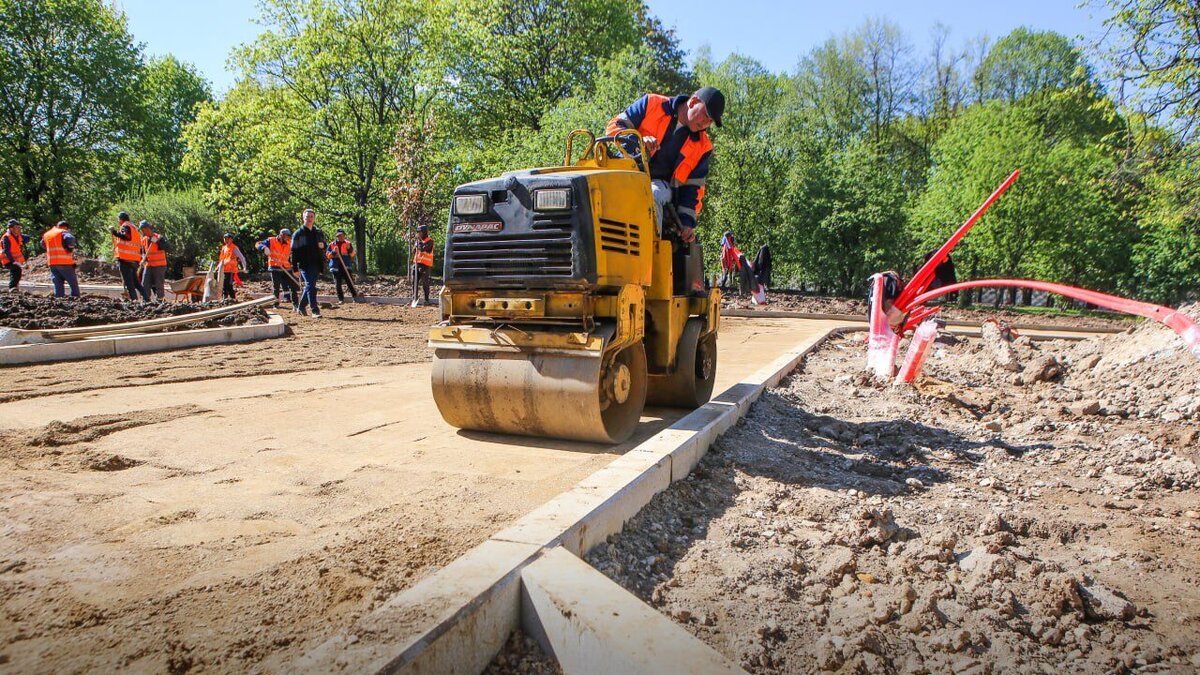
[{"x1": 0, "y1": 294, "x2": 269, "y2": 330}]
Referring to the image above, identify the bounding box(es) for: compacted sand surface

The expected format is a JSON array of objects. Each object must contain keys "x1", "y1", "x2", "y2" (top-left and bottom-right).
[{"x1": 0, "y1": 306, "x2": 823, "y2": 672}]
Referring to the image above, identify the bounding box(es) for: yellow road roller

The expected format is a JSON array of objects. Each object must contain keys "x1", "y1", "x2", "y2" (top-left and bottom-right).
[{"x1": 429, "y1": 129, "x2": 721, "y2": 443}]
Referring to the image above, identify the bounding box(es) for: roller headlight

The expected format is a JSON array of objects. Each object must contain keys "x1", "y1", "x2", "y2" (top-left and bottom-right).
[
  {"x1": 454, "y1": 194, "x2": 487, "y2": 215},
  {"x1": 533, "y1": 189, "x2": 571, "y2": 211}
]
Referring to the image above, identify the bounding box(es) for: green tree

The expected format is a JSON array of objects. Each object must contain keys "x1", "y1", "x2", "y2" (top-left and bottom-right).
[
  {"x1": 910, "y1": 87, "x2": 1135, "y2": 301},
  {"x1": 131, "y1": 55, "x2": 212, "y2": 190},
  {"x1": 976, "y1": 28, "x2": 1089, "y2": 103},
  {"x1": 445, "y1": 0, "x2": 642, "y2": 133},
  {"x1": 187, "y1": 0, "x2": 445, "y2": 272},
  {"x1": 0, "y1": 0, "x2": 143, "y2": 245},
  {"x1": 689, "y1": 52, "x2": 791, "y2": 273},
  {"x1": 1095, "y1": 0, "x2": 1200, "y2": 141}
]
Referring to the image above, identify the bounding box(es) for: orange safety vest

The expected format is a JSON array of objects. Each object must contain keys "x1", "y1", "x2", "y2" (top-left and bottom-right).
[
  {"x1": 607, "y1": 93, "x2": 713, "y2": 214},
  {"x1": 219, "y1": 243, "x2": 241, "y2": 273},
  {"x1": 113, "y1": 221, "x2": 142, "y2": 262},
  {"x1": 1, "y1": 231, "x2": 25, "y2": 265},
  {"x1": 142, "y1": 235, "x2": 167, "y2": 267},
  {"x1": 327, "y1": 240, "x2": 352, "y2": 261},
  {"x1": 43, "y1": 226, "x2": 74, "y2": 266},
  {"x1": 415, "y1": 236, "x2": 433, "y2": 267},
  {"x1": 267, "y1": 237, "x2": 291, "y2": 270}
]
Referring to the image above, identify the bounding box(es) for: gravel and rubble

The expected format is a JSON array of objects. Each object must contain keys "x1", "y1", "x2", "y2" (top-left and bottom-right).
[
  {"x1": 0, "y1": 294, "x2": 269, "y2": 330},
  {"x1": 588, "y1": 305, "x2": 1200, "y2": 673}
]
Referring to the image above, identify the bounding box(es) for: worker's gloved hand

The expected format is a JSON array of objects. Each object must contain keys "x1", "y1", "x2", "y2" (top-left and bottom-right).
[
  {"x1": 108, "y1": 227, "x2": 120, "y2": 236},
  {"x1": 678, "y1": 225, "x2": 696, "y2": 244},
  {"x1": 642, "y1": 135, "x2": 659, "y2": 155}
]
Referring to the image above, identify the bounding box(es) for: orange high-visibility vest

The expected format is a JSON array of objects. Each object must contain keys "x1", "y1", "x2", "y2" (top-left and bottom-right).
[
  {"x1": 606, "y1": 93, "x2": 713, "y2": 214},
  {"x1": 43, "y1": 226, "x2": 74, "y2": 266},
  {"x1": 267, "y1": 237, "x2": 291, "y2": 270},
  {"x1": 143, "y1": 235, "x2": 167, "y2": 267},
  {"x1": 113, "y1": 222, "x2": 142, "y2": 262},
  {"x1": 219, "y1": 243, "x2": 241, "y2": 273},
  {"x1": 0, "y1": 231, "x2": 25, "y2": 265},
  {"x1": 415, "y1": 236, "x2": 433, "y2": 267}
]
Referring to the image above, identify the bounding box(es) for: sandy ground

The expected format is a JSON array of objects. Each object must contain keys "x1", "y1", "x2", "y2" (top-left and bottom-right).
[
  {"x1": 0, "y1": 305, "x2": 831, "y2": 673},
  {"x1": 589, "y1": 311, "x2": 1200, "y2": 673}
]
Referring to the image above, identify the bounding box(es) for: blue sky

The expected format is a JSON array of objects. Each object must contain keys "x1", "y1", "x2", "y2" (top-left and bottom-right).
[{"x1": 114, "y1": 0, "x2": 1110, "y2": 95}]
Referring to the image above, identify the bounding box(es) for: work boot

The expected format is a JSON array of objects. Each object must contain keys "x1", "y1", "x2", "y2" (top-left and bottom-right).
[{"x1": 296, "y1": 306, "x2": 308, "y2": 316}]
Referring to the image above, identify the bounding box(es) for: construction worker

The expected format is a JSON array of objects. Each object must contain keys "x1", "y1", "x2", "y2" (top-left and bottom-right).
[
  {"x1": 606, "y1": 87, "x2": 724, "y2": 245},
  {"x1": 718, "y1": 230, "x2": 740, "y2": 290},
  {"x1": 256, "y1": 228, "x2": 299, "y2": 310},
  {"x1": 411, "y1": 224, "x2": 434, "y2": 306},
  {"x1": 43, "y1": 221, "x2": 79, "y2": 297},
  {"x1": 217, "y1": 233, "x2": 248, "y2": 301},
  {"x1": 326, "y1": 229, "x2": 356, "y2": 303},
  {"x1": 110, "y1": 211, "x2": 149, "y2": 301},
  {"x1": 139, "y1": 221, "x2": 170, "y2": 301},
  {"x1": 289, "y1": 208, "x2": 326, "y2": 318},
  {"x1": 1, "y1": 219, "x2": 31, "y2": 290}
]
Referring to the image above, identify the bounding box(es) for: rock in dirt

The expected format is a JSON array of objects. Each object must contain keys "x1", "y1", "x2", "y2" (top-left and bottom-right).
[
  {"x1": 1027, "y1": 354, "x2": 1063, "y2": 382},
  {"x1": 1079, "y1": 582, "x2": 1136, "y2": 622},
  {"x1": 981, "y1": 320, "x2": 1021, "y2": 372}
]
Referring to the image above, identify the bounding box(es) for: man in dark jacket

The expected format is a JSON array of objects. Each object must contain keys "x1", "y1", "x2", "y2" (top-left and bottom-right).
[
  {"x1": 289, "y1": 208, "x2": 326, "y2": 318},
  {"x1": 1, "y1": 219, "x2": 31, "y2": 290}
]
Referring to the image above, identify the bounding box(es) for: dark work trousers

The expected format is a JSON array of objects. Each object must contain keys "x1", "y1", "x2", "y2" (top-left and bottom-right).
[
  {"x1": 141, "y1": 266, "x2": 166, "y2": 301},
  {"x1": 413, "y1": 264, "x2": 431, "y2": 303},
  {"x1": 222, "y1": 272, "x2": 236, "y2": 300},
  {"x1": 270, "y1": 269, "x2": 299, "y2": 307},
  {"x1": 719, "y1": 267, "x2": 736, "y2": 290},
  {"x1": 50, "y1": 265, "x2": 80, "y2": 297},
  {"x1": 5, "y1": 263, "x2": 20, "y2": 289},
  {"x1": 332, "y1": 268, "x2": 353, "y2": 301},
  {"x1": 118, "y1": 260, "x2": 149, "y2": 301},
  {"x1": 298, "y1": 264, "x2": 321, "y2": 314}
]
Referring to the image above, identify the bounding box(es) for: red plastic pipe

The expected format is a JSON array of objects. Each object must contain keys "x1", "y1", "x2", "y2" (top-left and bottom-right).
[
  {"x1": 908, "y1": 279, "x2": 1200, "y2": 356},
  {"x1": 894, "y1": 170, "x2": 1021, "y2": 312}
]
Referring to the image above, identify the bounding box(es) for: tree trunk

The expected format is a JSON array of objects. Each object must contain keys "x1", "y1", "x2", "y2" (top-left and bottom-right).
[
  {"x1": 1021, "y1": 287, "x2": 1032, "y2": 306},
  {"x1": 353, "y1": 212, "x2": 368, "y2": 275}
]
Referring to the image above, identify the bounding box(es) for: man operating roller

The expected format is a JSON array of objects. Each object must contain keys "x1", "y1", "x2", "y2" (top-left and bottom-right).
[{"x1": 605, "y1": 86, "x2": 724, "y2": 244}]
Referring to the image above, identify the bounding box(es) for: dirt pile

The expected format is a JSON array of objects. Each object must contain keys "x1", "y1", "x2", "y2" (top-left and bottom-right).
[
  {"x1": 23, "y1": 254, "x2": 123, "y2": 285},
  {"x1": 0, "y1": 294, "x2": 269, "y2": 330},
  {"x1": 588, "y1": 312, "x2": 1200, "y2": 672},
  {"x1": 721, "y1": 290, "x2": 1132, "y2": 330}
]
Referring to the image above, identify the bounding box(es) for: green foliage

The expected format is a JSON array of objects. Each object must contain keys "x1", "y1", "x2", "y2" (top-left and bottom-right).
[
  {"x1": 109, "y1": 188, "x2": 226, "y2": 274},
  {"x1": 0, "y1": 0, "x2": 144, "y2": 240},
  {"x1": 130, "y1": 55, "x2": 213, "y2": 190},
  {"x1": 445, "y1": 0, "x2": 642, "y2": 133},
  {"x1": 976, "y1": 28, "x2": 1090, "y2": 103},
  {"x1": 910, "y1": 86, "x2": 1135, "y2": 296}
]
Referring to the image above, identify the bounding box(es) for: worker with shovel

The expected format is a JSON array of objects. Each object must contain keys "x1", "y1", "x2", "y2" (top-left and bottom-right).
[
  {"x1": 110, "y1": 212, "x2": 150, "y2": 302},
  {"x1": 326, "y1": 229, "x2": 359, "y2": 304},
  {"x1": 217, "y1": 233, "x2": 248, "y2": 301},
  {"x1": 138, "y1": 220, "x2": 170, "y2": 301},
  {"x1": 257, "y1": 228, "x2": 299, "y2": 310},
  {"x1": 411, "y1": 224, "x2": 434, "y2": 307}
]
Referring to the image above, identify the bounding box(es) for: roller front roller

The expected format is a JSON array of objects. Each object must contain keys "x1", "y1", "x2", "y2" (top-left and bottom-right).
[{"x1": 431, "y1": 342, "x2": 648, "y2": 444}]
